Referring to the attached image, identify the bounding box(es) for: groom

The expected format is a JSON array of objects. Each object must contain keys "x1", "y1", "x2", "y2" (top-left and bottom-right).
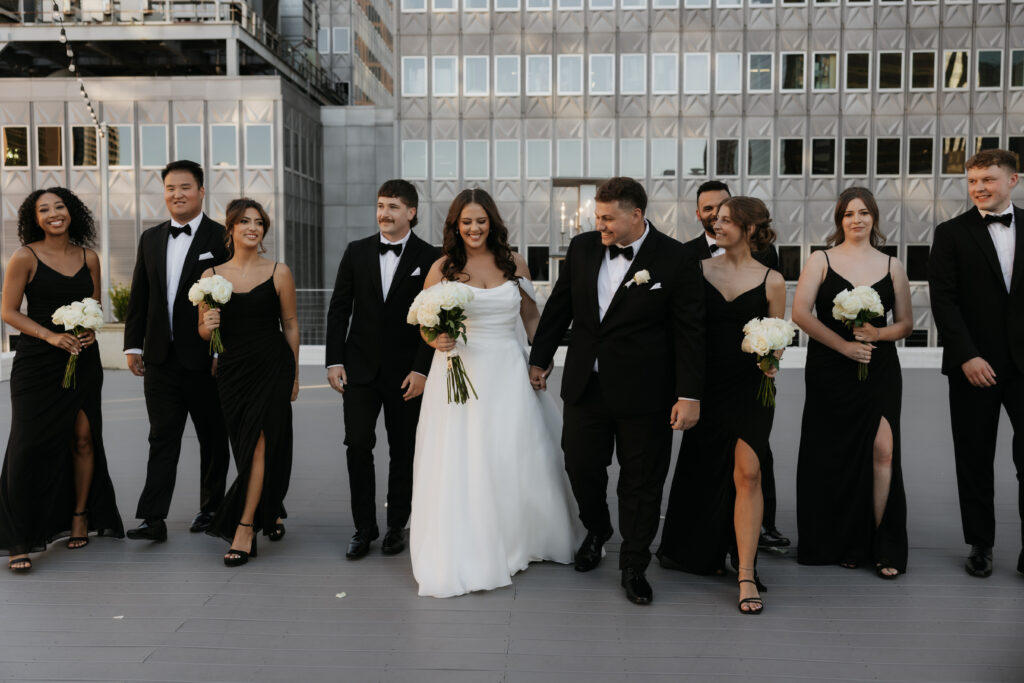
[{"x1": 529, "y1": 177, "x2": 705, "y2": 604}]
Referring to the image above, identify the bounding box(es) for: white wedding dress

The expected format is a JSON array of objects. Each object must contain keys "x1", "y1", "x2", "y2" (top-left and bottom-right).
[{"x1": 410, "y1": 279, "x2": 582, "y2": 598}]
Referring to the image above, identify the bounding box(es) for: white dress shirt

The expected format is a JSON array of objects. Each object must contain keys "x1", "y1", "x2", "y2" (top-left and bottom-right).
[
  {"x1": 593, "y1": 224, "x2": 650, "y2": 374},
  {"x1": 705, "y1": 232, "x2": 724, "y2": 258},
  {"x1": 380, "y1": 230, "x2": 412, "y2": 299},
  {"x1": 980, "y1": 204, "x2": 1016, "y2": 292}
]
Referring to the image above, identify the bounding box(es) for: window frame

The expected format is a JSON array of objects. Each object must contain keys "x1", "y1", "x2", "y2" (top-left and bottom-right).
[
  {"x1": 433, "y1": 139, "x2": 459, "y2": 179},
  {"x1": 333, "y1": 27, "x2": 350, "y2": 54},
  {"x1": 433, "y1": 0, "x2": 455, "y2": 9},
  {"x1": 845, "y1": 51, "x2": 872, "y2": 91},
  {"x1": 682, "y1": 137, "x2": 708, "y2": 177},
  {"x1": 715, "y1": 138, "x2": 740, "y2": 177},
  {"x1": 620, "y1": 53, "x2": 647, "y2": 95},
  {"x1": 588, "y1": 138, "x2": 615, "y2": 177},
  {"x1": 976, "y1": 49, "x2": 1003, "y2": 91},
  {"x1": 139, "y1": 123, "x2": 169, "y2": 169},
  {"x1": 942, "y1": 50, "x2": 970, "y2": 91},
  {"x1": 683, "y1": 53, "x2": 711, "y2": 94},
  {"x1": 210, "y1": 123, "x2": 238, "y2": 168},
  {"x1": 463, "y1": 139, "x2": 490, "y2": 180},
  {"x1": 495, "y1": 0, "x2": 520, "y2": 9},
  {"x1": 589, "y1": 53, "x2": 615, "y2": 96},
  {"x1": 107, "y1": 124, "x2": 134, "y2": 168},
  {"x1": 842, "y1": 137, "x2": 869, "y2": 177},
  {"x1": 558, "y1": 0, "x2": 583, "y2": 9},
  {"x1": 526, "y1": 55, "x2": 553, "y2": 96},
  {"x1": 244, "y1": 123, "x2": 273, "y2": 168},
  {"x1": 619, "y1": 137, "x2": 645, "y2": 178},
  {"x1": 780, "y1": 52, "x2": 806, "y2": 92},
  {"x1": 401, "y1": 140, "x2": 428, "y2": 179},
  {"x1": 463, "y1": 0, "x2": 489, "y2": 11},
  {"x1": 747, "y1": 138, "x2": 772, "y2": 177},
  {"x1": 907, "y1": 137, "x2": 935, "y2": 176},
  {"x1": 494, "y1": 55, "x2": 521, "y2": 97},
  {"x1": 810, "y1": 137, "x2": 836, "y2": 177},
  {"x1": 526, "y1": 139, "x2": 552, "y2": 179},
  {"x1": 1011, "y1": 49, "x2": 1024, "y2": 89},
  {"x1": 651, "y1": 53, "x2": 679, "y2": 95},
  {"x1": 715, "y1": 52, "x2": 743, "y2": 94},
  {"x1": 556, "y1": 138, "x2": 583, "y2": 177},
  {"x1": 433, "y1": 56, "x2": 459, "y2": 97},
  {"x1": 876, "y1": 50, "x2": 904, "y2": 91},
  {"x1": 401, "y1": 56, "x2": 427, "y2": 97},
  {"x1": 36, "y1": 125, "x2": 64, "y2": 169},
  {"x1": 747, "y1": 52, "x2": 774, "y2": 94},
  {"x1": 526, "y1": 0, "x2": 552, "y2": 8},
  {"x1": 910, "y1": 50, "x2": 937, "y2": 91},
  {"x1": 940, "y1": 135, "x2": 968, "y2": 177},
  {"x1": 557, "y1": 54, "x2": 585, "y2": 96},
  {"x1": 71, "y1": 125, "x2": 98, "y2": 168},
  {"x1": 1, "y1": 126, "x2": 29, "y2": 168},
  {"x1": 812, "y1": 51, "x2": 839, "y2": 92},
  {"x1": 494, "y1": 139, "x2": 520, "y2": 179},
  {"x1": 650, "y1": 137, "x2": 678, "y2": 178},
  {"x1": 778, "y1": 137, "x2": 805, "y2": 176},
  {"x1": 875, "y1": 136, "x2": 902, "y2": 177},
  {"x1": 401, "y1": 0, "x2": 427, "y2": 11},
  {"x1": 463, "y1": 55, "x2": 489, "y2": 97}
]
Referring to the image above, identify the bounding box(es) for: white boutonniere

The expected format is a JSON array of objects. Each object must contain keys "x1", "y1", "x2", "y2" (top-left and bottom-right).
[{"x1": 625, "y1": 269, "x2": 651, "y2": 288}]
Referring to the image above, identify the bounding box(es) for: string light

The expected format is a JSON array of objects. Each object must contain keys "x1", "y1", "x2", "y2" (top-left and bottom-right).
[{"x1": 51, "y1": 1, "x2": 104, "y2": 136}]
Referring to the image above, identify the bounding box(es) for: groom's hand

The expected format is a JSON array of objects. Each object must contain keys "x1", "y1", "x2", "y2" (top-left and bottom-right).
[
  {"x1": 962, "y1": 356, "x2": 997, "y2": 388},
  {"x1": 670, "y1": 399, "x2": 700, "y2": 431},
  {"x1": 401, "y1": 372, "x2": 426, "y2": 400},
  {"x1": 327, "y1": 365, "x2": 347, "y2": 394},
  {"x1": 529, "y1": 364, "x2": 549, "y2": 391}
]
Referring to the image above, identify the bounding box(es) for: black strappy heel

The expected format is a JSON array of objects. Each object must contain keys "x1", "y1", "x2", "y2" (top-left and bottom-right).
[
  {"x1": 268, "y1": 521, "x2": 285, "y2": 542},
  {"x1": 67, "y1": 510, "x2": 89, "y2": 549},
  {"x1": 8, "y1": 556, "x2": 32, "y2": 573},
  {"x1": 737, "y1": 579, "x2": 764, "y2": 615},
  {"x1": 224, "y1": 522, "x2": 258, "y2": 567}
]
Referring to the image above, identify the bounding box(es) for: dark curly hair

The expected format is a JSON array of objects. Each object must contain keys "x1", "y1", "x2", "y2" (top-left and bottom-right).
[
  {"x1": 17, "y1": 187, "x2": 96, "y2": 247},
  {"x1": 440, "y1": 188, "x2": 517, "y2": 283},
  {"x1": 720, "y1": 196, "x2": 776, "y2": 252},
  {"x1": 224, "y1": 197, "x2": 271, "y2": 256}
]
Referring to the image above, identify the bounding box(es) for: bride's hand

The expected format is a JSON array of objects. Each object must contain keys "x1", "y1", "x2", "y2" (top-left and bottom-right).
[
  {"x1": 291, "y1": 376, "x2": 299, "y2": 401},
  {"x1": 432, "y1": 332, "x2": 456, "y2": 352},
  {"x1": 202, "y1": 309, "x2": 220, "y2": 330}
]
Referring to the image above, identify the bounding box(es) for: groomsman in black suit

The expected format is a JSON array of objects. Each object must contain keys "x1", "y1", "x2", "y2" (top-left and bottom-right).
[
  {"x1": 929, "y1": 149, "x2": 1024, "y2": 578},
  {"x1": 529, "y1": 177, "x2": 705, "y2": 605},
  {"x1": 326, "y1": 180, "x2": 440, "y2": 559},
  {"x1": 681, "y1": 180, "x2": 789, "y2": 552},
  {"x1": 123, "y1": 160, "x2": 231, "y2": 541}
]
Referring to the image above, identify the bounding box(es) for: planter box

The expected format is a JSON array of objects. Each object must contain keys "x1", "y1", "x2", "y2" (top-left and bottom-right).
[{"x1": 95, "y1": 322, "x2": 128, "y2": 371}]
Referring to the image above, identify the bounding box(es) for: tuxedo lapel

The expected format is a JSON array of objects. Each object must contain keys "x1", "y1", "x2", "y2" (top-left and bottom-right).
[
  {"x1": 697, "y1": 235, "x2": 712, "y2": 259},
  {"x1": 386, "y1": 234, "x2": 420, "y2": 301},
  {"x1": 583, "y1": 237, "x2": 605, "y2": 325},
  {"x1": 1010, "y1": 205, "x2": 1024, "y2": 294},
  {"x1": 603, "y1": 226, "x2": 659, "y2": 322},
  {"x1": 967, "y1": 207, "x2": 1007, "y2": 290},
  {"x1": 368, "y1": 238, "x2": 385, "y2": 302},
  {"x1": 154, "y1": 221, "x2": 170, "y2": 300}
]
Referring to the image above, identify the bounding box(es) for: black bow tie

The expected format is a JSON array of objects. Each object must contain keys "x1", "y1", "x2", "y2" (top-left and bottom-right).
[
  {"x1": 379, "y1": 242, "x2": 403, "y2": 256},
  {"x1": 982, "y1": 213, "x2": 1013, "y2": 227},
  {"x1": 709, "y1": 242, "x2": 720, "y2": 254},
  {"x1": 608, "y1": 244, "x2": 634, "y2": 261},
  {"x1": 169, "y1": 224, "x2": 192, "y2": 239}
]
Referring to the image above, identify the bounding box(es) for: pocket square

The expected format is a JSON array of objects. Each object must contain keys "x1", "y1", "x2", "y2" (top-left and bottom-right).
[
  {"x1": 650, "y1": 282, "x2": 662, "y2": 290},
  {"x1": 198, "y1": 251, "x2": 214, "y2": 260},
  {"x1": 411, "y1": 267, "x2": 422, "y2": 276}
]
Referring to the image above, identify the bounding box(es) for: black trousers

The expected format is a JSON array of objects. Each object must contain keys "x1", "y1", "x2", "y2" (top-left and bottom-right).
[
  {"x1": 342, "y1": 373, "x2": 422, "y2": 533},
  {"x1": 948, "y1": 369, "x2": 1024, "y2": 549},
  {"x1": 562, "y1": 373, "x2": 673, "y2": 570},
  {"x1": 135, "y1": 349, "x2": 230, "y2": 520}
]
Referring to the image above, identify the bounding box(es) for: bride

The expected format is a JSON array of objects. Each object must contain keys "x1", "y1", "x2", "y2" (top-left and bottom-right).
[{"x1": 409, "y1": 188, "x2": 582, "y2": 598}]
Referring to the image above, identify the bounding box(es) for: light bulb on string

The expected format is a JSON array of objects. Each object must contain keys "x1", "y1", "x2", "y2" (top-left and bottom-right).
[
  {"x1": 68, "y1": 63, "x2": 76, "y2": 73},
  {"x1": 66, "y1": 47, "x2": 74, "y2": 58},
  {"x1": 58, "y1": 29, "x2": 67, "y2": 44}
]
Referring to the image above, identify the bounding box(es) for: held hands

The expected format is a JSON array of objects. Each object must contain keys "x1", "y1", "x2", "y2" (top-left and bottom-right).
[
  {"x1": 528, "y1": 364, "x2": 552, "y2": 391},
  {"x1": 841, "y1": 340, "x2": 875, "y2": 364},
  {"x1": 401, "y1": 372, "x2": 426, "y2": 401},
  {"x1": 853, "y1": 322, "x2": 881, "y2": 343},
  {"x1": 961, "y1": 356, "x2": 997, "y2": 388},
  {"x1": 327, "y1": 365, "x2": 348, "y2": 394},
  {"x1": 670, "y1": 399, "x2": 700, "y2": 431}
]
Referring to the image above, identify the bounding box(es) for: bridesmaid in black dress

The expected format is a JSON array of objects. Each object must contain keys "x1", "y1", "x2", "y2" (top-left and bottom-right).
[
  {"x1": 792, "y1": 187, "x2": 913, "y2": 578},
  {"x1": 658, "y1": 197, "x2": 786, "y2": 613},
  {"x1": 198, "y1": 198, "x2": 299, "y2": 566},
  {"x1": 0, "y1": 188, "x2": 124, "y2": 572}
]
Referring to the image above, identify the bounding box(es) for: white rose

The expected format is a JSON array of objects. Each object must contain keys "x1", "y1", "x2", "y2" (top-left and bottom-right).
[
  {"x1": 742, "y1": 332, "x2": 771, "y2": 357},
  {"x1": 742, "y1": 318, "x2": 761, "y2": 337},
  {"x1": 82, "y1": 313, "x2": 104, "y2": 330},
  {"x1": 633, "y1": 269, "x2": 651, "y2": 285},
  {"x1": 209, "y1": 275, "x2": 233, "y2": 304},
  {"x1": 82, "y1": 298, "x2": 102, "y2": 316},
  {"x1": 420, "y1": 311, "x2": 440, "y2": 328},
  {"x1": 61, "y1": 305, "x2": 85, "y2": 329},
  {"x1": 188, "y1": 282, "x2": 205, "y2": 306}
]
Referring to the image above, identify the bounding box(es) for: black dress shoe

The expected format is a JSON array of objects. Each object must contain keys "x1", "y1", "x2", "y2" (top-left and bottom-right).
[
  {"x1": 759, "y1": 526, "x2": 791, "y2": 549},
  {"x1": 966, "y1": 544, "x2": 993, "y2": 578},
  {"x1": 621, "y1": 568, "x2": 653, "y2": 605},
  {"x1": 190, "y1": 512, "x2": 214, "y2": 533},
  {"x1": 381, "y1": 527, "x2": 406, "y2": 555},
  {"x1": 574, "y1": 529, "x2": 613, "y2": 572},
  {"x1": 126, "y1": 519, "x2": 167, "y2": 542},
  {"x1": 346, "y1": 529, "x2": 379, "y2": 560}
]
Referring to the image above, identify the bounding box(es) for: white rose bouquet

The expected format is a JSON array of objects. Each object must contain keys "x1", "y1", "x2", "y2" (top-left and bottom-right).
[
  {"x1": 51, "y1": 297, "x2": 105, "y2": 389},
  {"x1": 188, "y1": 274, "x2": 233, "y2": 354},
  {"x1": 741, "y1": 317, "x2": 797, "y2": 407},
  {"x1": 832, "y1": 285, "x2": 885, "y2": 380},
  {"x1": 407, "y1": 282, "x2": 477, "y2": 404}
]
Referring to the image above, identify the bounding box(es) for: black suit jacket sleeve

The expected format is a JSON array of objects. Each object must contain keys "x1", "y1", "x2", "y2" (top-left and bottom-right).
[
  {"x1": 412, "y1": 323, "x2": 434, "y2": 375},
  {"x1": 123, "y1": 233, "x2": 150, "y2": 351},
  {"x1": 529, "y1": 239, "x2": 576, "y2": 369},
  {"x1": 673, "y1": 257, "x2": 705, "y2": 400},
  {"x1": 928, "y1": 220, "x2": 979, "y2": 366},
  {"x1": 325, "y1": 244, "x2": 355, "y2": 367}
]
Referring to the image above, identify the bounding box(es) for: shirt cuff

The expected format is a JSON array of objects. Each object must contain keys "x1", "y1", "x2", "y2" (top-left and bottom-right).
[
  {"x1": 124, "y1": 348, "x2": 142, "y2": 355},
  {"x1": 327, "y1": 364, "x2": 343, "y2": 369},
  {"x1": 412, "y1": 371, "x2": 426, "y2": 378},
  {"x1": 677, "y1": 397, "x2": 699, "y2": 402}
]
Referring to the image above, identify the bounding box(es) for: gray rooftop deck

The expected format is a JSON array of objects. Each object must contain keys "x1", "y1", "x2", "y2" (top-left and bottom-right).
[{"x1": 0, "y1": 368, "x2": 1022, "y2": 682}]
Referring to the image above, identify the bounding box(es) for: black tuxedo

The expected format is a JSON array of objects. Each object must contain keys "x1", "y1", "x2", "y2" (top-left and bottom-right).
[
  {"x1": 530, "y1": 224, "x2": 705, "y2": 570},
  {"x1": 929, "y1": 205, "x2": 1024, "y2": 550},
  {"x1": 681, "y1": 232, "x2": 783, "y2": 530},
  {"x1": 326, "y1": 231, "x2": 440, "y2": 533},
  {"x1": 123, "y1": 215, "x2": 231, "y2": 520}
]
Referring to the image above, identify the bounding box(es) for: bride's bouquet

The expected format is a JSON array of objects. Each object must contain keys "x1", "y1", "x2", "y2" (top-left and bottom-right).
[
  {"x1": 741, "y1": 317, "x2": 797, "y2": 407},
  {"x1": 832, "y1": 286, "x2": 885, "y2": 380},
  {"x1": 407, "y1": 282, "x2": 477, "y2": 404},
  {"x1": 188, "y1": 274, "x2": 233, "y2": 354},
  {"x1": 52, "y1": 297, "x2": 104, "y2": 389}
]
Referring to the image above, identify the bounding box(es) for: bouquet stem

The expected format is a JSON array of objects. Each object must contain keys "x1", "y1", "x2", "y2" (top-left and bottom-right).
[
  {"x1": 757, "y1": 356, "x2": 778, "y2": 408},
  {"x1": 446, "y1": 351, "x2": 478, "y2": 404},
  {"x1": 61, "y1": 325, "x2": 83, "y2": 389},
  {"x1": 857, "y1": 362, "x2": 869, "y2": 381},
  {"x1": 210, "y1": 328, "x2": 224, "y2": 355}
]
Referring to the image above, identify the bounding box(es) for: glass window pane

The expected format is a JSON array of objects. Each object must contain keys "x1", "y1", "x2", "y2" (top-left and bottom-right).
[
  {"x1": 526, "y1": 139, "x2": 550, "y2": 178},
  {"x1": 108, "y1": 125, "x2": 132, "y2": 167},
  {"x1": 716, "y1": 52, "x2": 741, "y2": 93},
  {"x1": 465, "y1": 0, "x2": 488, "y2": 9},
  {"x1": 527, "y1": 0, "x2": 551, "y2": 7},
  {"x1": 813, "y1": 53, "x2": 837, "y2": 90},
  {"x1": 211, "y1": 125, "x2": 237, "y2": 167},
  {"x1": 1012, "y1": 50, "x2": 1024, "y2": 88},
  {"x1": 464, "y1": 140, "x2": 488, "y2": 179},
  {"x1": 911, "y1": 52, "x2": 935, "y2": 89},
  {"x1": 651, "y1": 138, "x2": 677, "y2": 177},
  {"x1": 943, "y1": 50, "x2": 969, "y2": 89},
  {"x1": 1010, "y1": 137, "x2": 1024, "y2": 170},
  {"x1": 434, "y1": 140, "x2": 457, "y2": 178},
  {"x1": 718, "y1": 0, "x2": 740, "y2": 6},
  {"x1": 748, "y1": 53, "x2": 772, "y2": 92},
  {"x1": 942, "y1": 136, "x2": 967, "y2": 174},
  {"x1": 559, "y1": 0, "x2": 583, "y2": 8},
  {"x1": 72, "y1": 126, "x2": 97, "y2": 167},
  {"x1": 558, "y1": 55, "x2": 584, "y2": 95},
  {"x1": 140, "y1": 125, "x2": 168, "y2": 168},
  {"x1": 591, "y1": 0, "x2": 614, "y2": 8},
  {"x1": 495, "y1": 140, "x2": 520, "y2": 178},
  {"x1": 908, "y1": 138, "x2": 933, "y2": 175},
  {"x1": 652, "y1": 54, "x2": 678, "y2": 94},
  {"x1": 778, "y1": 246, "x2": 801, "y2": 281},
  {"x1": 716, "y1": 139, "x2": 738, "y2": 176},
  {"x1": 811, "y1": 138, "x2": 835, "y2": 176},
  {"x1": 590, "y1": 54, "x2": 614, "y2": 95},
  {"x1": 464, "y1": 56, "x2": 488, "y2": 96},
  {"x1": 402, "y1": 140, "x2": 427, "y2": 179},
  {"x1": 747, "y1": 139, "x2": 771, "y2": 176},
  {"x1": 846, "y1": 53, "x2": 870, "y2": 90},
  {"x1": 402, "y1": 0, "x2": 426, "y2": 9},
  {"x1": 975, "y1": 136, "x2": 999, "y2": 154},
  {"x1": 619, "y1": 138, "x2": 644, "y2": 178},
  {"x1": 317, "y1": 27, "x2": 329, "y2": 54},
  {"x1": 37, "y1": 126, "x2": 62, "y2": 167},
  {"x1": 496, "y1": 0, "x2": 519, "y2": 8},
  {"x1": 434, "y1": 0, "x2": 455, "y2": 8},
  {"x1": 875, "y1": 137, "x2": 900, "y2": 175},
  {"x1": 686, "y1": 0, "x2": 709, "y2": 6},
  {"x1": 333, "y1": 27, "x2": 350, "y2": 54},
  {"x1": 527, "y1": 246, "x2": 550, "y2": 281},
  {"x1": 684, "y1": 53, "x2": 710, "y2": 93},
  {"x1": 176, "y1": 124, "x2": 202, "y2": 164},
  {"x1": 2, "y1": 127, "x2": 28, "y2": 167},
  {"x1": 526, "y1": 55, "x2": 552, "y2": 95},
  {"x1": 434, "y1": 56, "x2": 458, "y2": 96},
  {"x1": 781, "y1": 53, "x2": 805, "y2": 90},
  {"x1": 245, "y1": 125, "x2": 272, "y2": 167},
  {"x1": 402, "y1": 57, "x2": 427, "y2": 96},
  {"x1": 905, "y1": 245, "x2": 930, "y2": 281},
  {"x1": 495, "y1": 56, "x2": 520, "y2": 96},
  {"x1": 682, "y1": 138, "x2": 707, "y2": 176},
  {"x1": 621, "y1": 0, "x2": 644, "y2": 6},
  {"x1": 652, "y1": 0, "x2": 678, "y2": 6},
  {"x1": 977, "y1": 50, "x2": 1002, "y2": 88},
  {"x1": 557, "y1": 138, "x2": 582, "y2": 176},
  {"x1": 844, "y1": 138, "x2": 868, "y2": 175},
  {"x1": 621, "y1": 54, "x2": 646, "y2": 94},
  {"x1": 589, "y1": 138, "x2": 614, "y2": 177},
  {"x1": 878, "y1": 52, "x2": 903, "y2": 89},
  {"x1": 780, "y1": 138, "x2": 803, "y2": 175}
]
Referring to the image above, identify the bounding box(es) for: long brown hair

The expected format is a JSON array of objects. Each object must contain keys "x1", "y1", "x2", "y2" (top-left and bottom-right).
[
  {"x1": 828, "y1": 187, "x2": 885, "y2": 248},
  {"x1": 224, "y1": 198, "x2": 271, "y2": 255},
  {"x1": 720, "y1": 196, "x2": 775, "y2": 252},
  {"x1": 440, "y1": 188, "x2": 517, "y2": 283}
]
